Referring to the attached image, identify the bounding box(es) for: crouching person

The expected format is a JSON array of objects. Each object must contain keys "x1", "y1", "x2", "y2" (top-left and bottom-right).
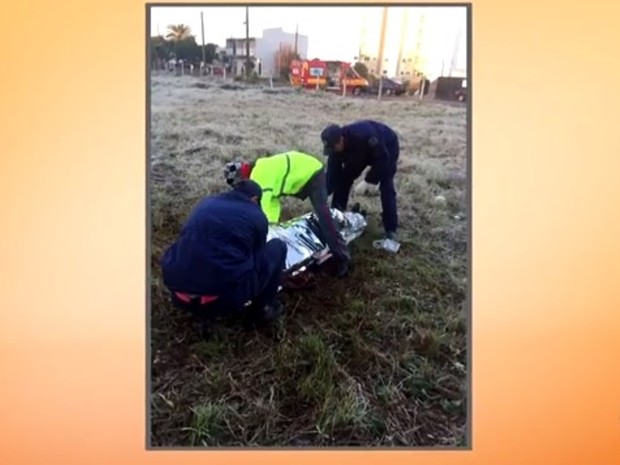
[{"x1": 160, "y1": 180, "x2": 287, "y2": 332}]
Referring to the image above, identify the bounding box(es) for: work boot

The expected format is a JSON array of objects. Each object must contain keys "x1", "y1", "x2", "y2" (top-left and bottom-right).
[
  {"x1": 261, "y1": 300, "x2": 282, "y2": 322},
  {"x1": 385, "y1": 231, "x2": 398, "y2": 241},
  {"x1": 243, "y1": 299, "x2": 282, "y2": 329}
]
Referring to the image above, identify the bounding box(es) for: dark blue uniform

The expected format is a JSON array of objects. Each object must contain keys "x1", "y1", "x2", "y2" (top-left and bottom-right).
[
  {"x1": 325, "y1": 120, "x2": 399, "y2": 234},
  {"x1": 160, "y1": 187, "x2": 287, "y2": 316}
]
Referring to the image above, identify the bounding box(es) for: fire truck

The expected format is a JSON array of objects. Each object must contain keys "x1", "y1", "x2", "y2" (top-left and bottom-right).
[{"x1": 289, "y1": 58, "x2": 369, "y2": 95}]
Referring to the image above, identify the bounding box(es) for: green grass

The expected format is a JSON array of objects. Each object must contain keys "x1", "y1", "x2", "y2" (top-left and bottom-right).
[{"x1": 149, "y1": 74, "x2": 468, "y2": 447}]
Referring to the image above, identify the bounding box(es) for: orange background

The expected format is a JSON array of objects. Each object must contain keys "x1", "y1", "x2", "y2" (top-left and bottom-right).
[{"x1": 1, "y1": 0, "x2": 619, "y2": 464}]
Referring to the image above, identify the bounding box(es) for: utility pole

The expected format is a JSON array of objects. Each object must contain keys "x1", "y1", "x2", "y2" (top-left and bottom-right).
[
  {"x1": 358, "y1": 13, "x2": 365, "y2": 63},
  {"x1": 294, "y1": 23, "x2": 298, "y2": 57},
  {"x1": 245, "y1": 6, "x2": 251, "y2": 77},
  {"x1": 450, "y1": 23, "x2": 464, "y2": 77},
  {"x1": 376, "y1": 6, "x2": 389, "y2": 76},
  {"x1": 277, "y1": 42, "x2": 281, "y2": 78},
  {"x1": 200, "y1": 11, "x2": 206, "y2": 69},
  {"x1": 396, "y1": 9, "x2": 409, "y2": 78}
]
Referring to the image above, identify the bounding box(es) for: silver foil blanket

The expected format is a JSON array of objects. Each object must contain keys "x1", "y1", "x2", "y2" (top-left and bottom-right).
[{"x1": 266, "y1": 209, "x2": 368, "y2": 274}]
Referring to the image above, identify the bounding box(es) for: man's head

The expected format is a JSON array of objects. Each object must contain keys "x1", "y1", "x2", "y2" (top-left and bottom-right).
[
  {"x1": 224, "y1": 161, "x2": 253, "y2": 186},
  {"x1": 321, "y1": 124, "x2": 345, "y2": 155},
  {"x1": 232, "y1": 179, "x2": 262, "y2": 204}
]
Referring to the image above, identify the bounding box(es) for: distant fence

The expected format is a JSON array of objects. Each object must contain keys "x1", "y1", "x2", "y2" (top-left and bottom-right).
[
  {"x1": 151, "y1": 60, "x2": 231, "y2": 79},
  {"x1": 150, "y1": 62, "x2": 462, "y2": 104}
]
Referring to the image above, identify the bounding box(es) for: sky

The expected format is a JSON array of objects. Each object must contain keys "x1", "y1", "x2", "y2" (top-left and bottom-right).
[{"x1": 150, "y1": 5, "x2": 467, "y2": 67}]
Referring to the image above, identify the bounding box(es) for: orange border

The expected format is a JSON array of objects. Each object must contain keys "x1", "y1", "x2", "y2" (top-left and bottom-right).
[{"x1": 2, "y1": 0, "x2": 620, "y2": 464}]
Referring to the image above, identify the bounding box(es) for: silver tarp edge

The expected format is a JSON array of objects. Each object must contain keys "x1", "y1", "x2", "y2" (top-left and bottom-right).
[{"x1": 266, "y1": 209, "x2": 368, "y2": 275}]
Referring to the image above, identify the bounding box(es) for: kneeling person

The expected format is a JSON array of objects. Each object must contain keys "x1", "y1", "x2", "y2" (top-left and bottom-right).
[
  {"x1": 160, "y1": 180, "x2": 287, "y2": 328},
  {"x1": 225, "y1": 151, "x2": 351, "y2": 277}
]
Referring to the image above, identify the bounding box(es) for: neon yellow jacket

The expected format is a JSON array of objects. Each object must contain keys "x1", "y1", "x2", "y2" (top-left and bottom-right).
[{"x1": 250, "y1": 151, "x2": 323, "y2": 223}]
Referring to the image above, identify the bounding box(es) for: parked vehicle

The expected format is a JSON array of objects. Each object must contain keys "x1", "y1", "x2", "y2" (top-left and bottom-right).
[
  {"x1": 290, "y1": 59, "x2": 369, "y2": 95},
  {"x1": 402, "y1": 74, "x2": 430, "y2": 96},
  {"x1": 454, "y1": 88, "x2": 467, "y2": 102},
  {"x1": 365, "y1": 77, "x2": 406, "y2": 96},
  {"x1": 435, "y1": 77, "x2": 467, "y2": 102}
]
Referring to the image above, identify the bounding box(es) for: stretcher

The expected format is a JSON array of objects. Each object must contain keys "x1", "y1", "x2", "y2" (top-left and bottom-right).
[{"x1": 266, "y1": 206, "x2": 368, "y2": 291}]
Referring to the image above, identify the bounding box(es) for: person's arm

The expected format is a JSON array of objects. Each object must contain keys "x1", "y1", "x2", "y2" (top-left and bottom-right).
[
  {"x1": 326, "y1": 154, "x2": 343, "y2": 196},
  {"x1": 364, "y1": 133, "x2": 391, "y2": 185},
  {"x1": 253, "y1": 207, "x2": 269, "y2": 252},
  {"x1": 251, "y1": 165, "x2": 282, "y2": 223},
  {"x1": 259, "y1": 188, "x2": 282, "y2": 223}
]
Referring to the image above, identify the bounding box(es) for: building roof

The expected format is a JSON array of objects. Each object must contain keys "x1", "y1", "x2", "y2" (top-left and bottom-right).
[{"x1": 226, "y1": 37, "x2": 257, "y2": 42}]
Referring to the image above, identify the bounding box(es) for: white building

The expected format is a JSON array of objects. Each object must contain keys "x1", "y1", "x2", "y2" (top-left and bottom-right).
[
  {"x1": 255, "y1": 27, "x2": 309, "y2": 78},
  {"x1": 224, "y1": 27, "x2": 309, "y2": 78},
  {"x1": 224, "y1": 37, "x2": 258, "y2": 76},
  {"x1": 358, "y1": 6, "x2": 467, "y2": 81}
]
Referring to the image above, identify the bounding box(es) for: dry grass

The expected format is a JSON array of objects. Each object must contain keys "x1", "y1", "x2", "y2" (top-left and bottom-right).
[{"x1": 149, "y1": 73, "x2": 468, "y2": 447}]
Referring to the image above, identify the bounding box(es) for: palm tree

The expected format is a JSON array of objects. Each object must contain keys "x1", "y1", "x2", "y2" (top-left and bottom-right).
[
  {"x1": 166, "y1": 24, "x2": 192, "y2": 42},
  {"x1": 150, "y1": 35, "x2": 172, "y2": 69}
]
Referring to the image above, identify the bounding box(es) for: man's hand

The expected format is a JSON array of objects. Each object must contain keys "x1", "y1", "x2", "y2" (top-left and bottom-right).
[{"x1": 353, "y1": 180, "x2": 376, "y2": 195}]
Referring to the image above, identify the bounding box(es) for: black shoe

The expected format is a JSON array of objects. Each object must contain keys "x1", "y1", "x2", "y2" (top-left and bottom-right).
[
  {"x1": 243, "y1": 300, "x2": 282, "y2": 329},
  {"x1": 261, "y1": 300, "x2": 282, "y2": 322}
]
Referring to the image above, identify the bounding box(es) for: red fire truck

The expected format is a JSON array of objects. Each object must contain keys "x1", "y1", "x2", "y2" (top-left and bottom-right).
[{"x1": 289, "y1": 58, "x2": 369, "y2": 95}]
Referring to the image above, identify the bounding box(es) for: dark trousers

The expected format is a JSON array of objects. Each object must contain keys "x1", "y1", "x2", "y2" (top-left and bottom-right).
[
  {"x1": 379, "y1": 139, "x2": 399, "y2": 233},
  {"x1": 170, "y1": 238, "x2": 287, "y2": 322},
  {"x1": 299, "y1": 169, "x2": 350, "y2": 261},
  {"x1": 331, "y1": 141, "x2": 399, "y2": 234},
  {"x1": 251, "y1": 238, "x2": 288, "y2": 308}
]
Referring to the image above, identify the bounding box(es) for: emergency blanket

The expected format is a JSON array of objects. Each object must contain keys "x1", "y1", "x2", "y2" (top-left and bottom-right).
[{"x1": 266, "y1": 208, "x2": 367, "y2": 275}]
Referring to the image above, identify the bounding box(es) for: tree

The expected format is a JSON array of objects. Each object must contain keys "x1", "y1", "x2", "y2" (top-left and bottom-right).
[
  {"x1": 150, "y1": 35, "x2": 173, "y2": 69},
  {"x1": 166, "y1": 24, "x2": 192, "y2": 42},
  {"x1": 173, "y1": 36, "x2": 202, "y2": 63},
  {"x1": 204, "y1": 43, "x2": 217, "y2": 64},
  {"x1": 353, "y1": 62, "x2": 369, "y2": 79},
  {"x1": 354, "y1": 62, "x2": 378, "y2": 84},
  {"x1": 273, "y1": 43, "x2": 298, "y2": 80}
]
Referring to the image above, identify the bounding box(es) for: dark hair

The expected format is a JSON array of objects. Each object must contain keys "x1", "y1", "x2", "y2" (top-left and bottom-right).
[{"x1": 233, "y1": 179, "x2": 262, "y2": 202}]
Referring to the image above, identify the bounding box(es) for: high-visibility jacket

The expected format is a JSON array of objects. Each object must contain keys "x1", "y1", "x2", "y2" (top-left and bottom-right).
[{"x1": 250, "y1": 151, "x2": 323, "y2": 223}]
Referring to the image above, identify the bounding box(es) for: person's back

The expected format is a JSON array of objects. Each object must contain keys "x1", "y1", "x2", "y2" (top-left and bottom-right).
[
  {"x1": 340, "y1": 120, "x2": 396, "y2": 163},
  {"x1": 249, "y1": 151, "x2": 323, "y2": 223},
  {"x1": 251, "y1": 151, "x2": 323, "y2": 197},
  {"x1": 161, "y1": 189, "x2": 267, "y2": 295},
  {"x1": 347, "y1": 119, "x2": 397, "y2": 141}
]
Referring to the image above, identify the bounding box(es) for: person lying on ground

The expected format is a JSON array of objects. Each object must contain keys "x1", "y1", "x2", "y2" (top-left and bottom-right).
[
  {"x1": 224, "y1": 151, "x2": 351, "y2": 277},
  {"x1": 320, "y1": 120, "x2": 400, "y2": 241},
  {"x1": 160, "y1": 180, "x2": 287, "y2": 331}
]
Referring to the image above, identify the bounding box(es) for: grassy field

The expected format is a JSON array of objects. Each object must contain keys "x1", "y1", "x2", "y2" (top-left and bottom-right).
[{"x1": 149, "y1": 74, "x2": 469, "y2": 447}]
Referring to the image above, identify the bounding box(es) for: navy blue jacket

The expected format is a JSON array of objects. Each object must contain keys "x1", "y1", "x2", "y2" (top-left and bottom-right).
[
  {"x1": 326, "y1": 120, "x2": 398, "y2": 194},
  {"x1": 160, "y1": 190, "x2": 269, "y2": 295}
]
